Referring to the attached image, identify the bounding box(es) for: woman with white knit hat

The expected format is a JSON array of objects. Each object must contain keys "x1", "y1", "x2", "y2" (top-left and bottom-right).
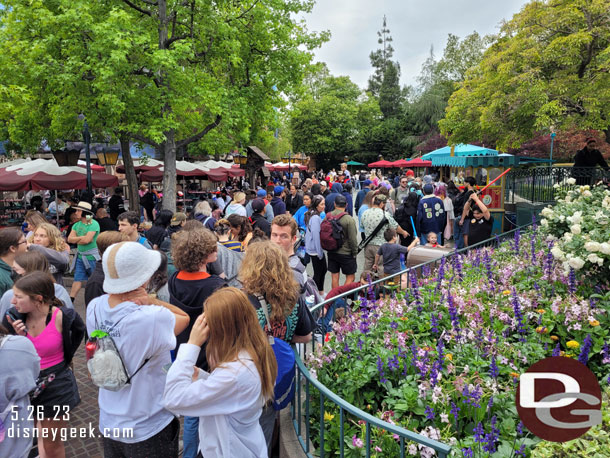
[{"x1": 86, "y1": 241, "x2": 189, "y2": 457}]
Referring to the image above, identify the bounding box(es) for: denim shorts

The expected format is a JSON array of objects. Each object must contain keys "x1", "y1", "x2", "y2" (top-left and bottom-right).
[{"x1": 74, "y1": 256, "x2": 94, "y2": 282}]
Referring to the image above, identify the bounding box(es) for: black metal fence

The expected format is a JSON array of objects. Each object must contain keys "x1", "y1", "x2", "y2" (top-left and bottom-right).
[{"x1": 505, "y1": 166, "x2": 610, "y2": 204}]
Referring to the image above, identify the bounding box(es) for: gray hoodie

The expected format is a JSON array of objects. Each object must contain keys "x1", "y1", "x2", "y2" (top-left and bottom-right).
[{"x1": 0, "y1": 335, "x2": 40, "y2": 458}]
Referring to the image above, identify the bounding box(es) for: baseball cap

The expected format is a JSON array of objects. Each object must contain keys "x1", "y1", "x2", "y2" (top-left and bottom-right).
[
  {"x1": 423, "y1": 184, "x2": 434, "y2": 195},
  {"x1": 320, "y1": 181, "x2": 327, "y2": 187},
  {"x1": 274, "y1": 186, "x2": 284, "y2": 195},
  {"x1": 170, "y1": 212, "x2": 187, "y2": 226},
  {"x1": 257, "y1": 189, "x2": 267, "y2": 197},
  {"x1": 251, "y1": 198, "x2": 266, "y2": 213},
  {"x1": 363, "y1": 179, "x2": 372, "y2": 186}
]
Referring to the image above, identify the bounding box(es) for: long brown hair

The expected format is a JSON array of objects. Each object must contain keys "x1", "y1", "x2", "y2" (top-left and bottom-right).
[
  {"x1": 13, "y1": 271, "x2": 62, "y2": 310},
  {"x1": 239, "y1": 241, "x2": 299, "y2": 321},
  {"x1": 204, "y1": 288, "x2": 276, "y2": 402},
  {"x1": 14, "y1": 251, "x2": 49, "y2": 274}
]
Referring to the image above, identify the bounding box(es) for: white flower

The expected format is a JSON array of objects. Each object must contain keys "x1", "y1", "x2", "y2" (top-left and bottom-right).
[
  {"x1": 600, "y1": 243, "x2": 610, "y2": 255},
  {"x1": 551, "y1": 247, "x2": 564, "y2": 260},
  {"x1": 584, "y1": 242, "x2": 600, "y2": 252},
  {"x1": 541, "y1": 219, "x2": 548, "y2": 226},
  {"x1": 559, "y1": 215, "x2": 566, "y2": 222},
  {"x1": 553, "y1": 183, "x2": 560, "y2": 189},
  {"x1": 546, "y1": 235, "x2": 557, "y2": 241},
  {"x1": 563, "y1": 233, "x2": 573, "y2": 243},
  {"x1": 568, "y1": 211, "x2": 583, "y2": 224},
  {"x1": 583, "y1": 191, "x2": 593, "y2": 198},
  {"x1": 541, "y1": 207, "x2": 554, "y2": 218},
  {"x1": 567, "y1": 178, "x2": 576, "y2": 185},
  {"x1": 570, "y1": 224, "x2": 581, "y2": 235},
  {"x1": 587, "y1": 253, "x2": 601, "y2": 264},
  {"x1": 568, "y1": 257, "x2": 585, "y2": 270}
]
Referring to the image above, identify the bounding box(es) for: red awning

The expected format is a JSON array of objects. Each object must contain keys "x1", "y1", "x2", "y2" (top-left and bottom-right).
[{"x1": 392, "y1": 159, "x2": 410, "y2": 167}]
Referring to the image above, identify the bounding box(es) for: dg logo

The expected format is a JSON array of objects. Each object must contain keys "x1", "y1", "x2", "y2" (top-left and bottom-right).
[{"x1": 516, "y1": 356, "x2": 602, "y2": 442}]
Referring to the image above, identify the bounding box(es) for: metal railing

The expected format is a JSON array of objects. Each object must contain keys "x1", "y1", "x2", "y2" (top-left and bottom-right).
[
  {"x1": 290, "y1": 222, "x2": 535, "y2": 457},
  {"x1": 505, "y1": 166, "x2": 609, "y2": 204}
]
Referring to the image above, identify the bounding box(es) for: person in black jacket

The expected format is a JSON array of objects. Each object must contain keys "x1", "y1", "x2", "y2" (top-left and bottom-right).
[
  {"x1": 250, "y1": 198, "x2": 271, "y2": 237},
  {"x1": 108, "y1": 187, "x2": 126, "y2": 222},
  {"x1": 168, "y1": 226, "x2": 226, "y2": 457},
  {"x1": 3, "y1": 271, "x2": 85, "y2": 458},
  {"x1": 573, "y1": 138, "x2": 609, "y2": 185},
  {"x1": 285, "y1": 184, "x2": 303, "y2": 215}
]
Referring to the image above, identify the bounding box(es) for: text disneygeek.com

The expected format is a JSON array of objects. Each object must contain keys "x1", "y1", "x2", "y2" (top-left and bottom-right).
[{"x1": 6, "y1": 424, "x2": 134, "y2": 442}]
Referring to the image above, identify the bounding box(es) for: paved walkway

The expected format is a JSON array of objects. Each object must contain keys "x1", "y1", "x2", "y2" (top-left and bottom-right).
[{"x1": 64, "y1": 284, "x2": 104, "y2": 458}]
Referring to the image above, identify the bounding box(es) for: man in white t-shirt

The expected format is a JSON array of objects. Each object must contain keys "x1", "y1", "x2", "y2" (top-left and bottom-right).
[{"x1": 86, "y1": 241, "x2": 189, "y2": 457}]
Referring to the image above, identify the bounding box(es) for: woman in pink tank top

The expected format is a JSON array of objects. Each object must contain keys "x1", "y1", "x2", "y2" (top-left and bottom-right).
[{"x1": 5, "y1": 271, "x2": 84, "y2": 458}]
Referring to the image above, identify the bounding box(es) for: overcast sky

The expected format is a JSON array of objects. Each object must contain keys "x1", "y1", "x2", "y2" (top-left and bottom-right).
[{"x1": 302, "y1": 0, "x2": 530, "y2": 89}]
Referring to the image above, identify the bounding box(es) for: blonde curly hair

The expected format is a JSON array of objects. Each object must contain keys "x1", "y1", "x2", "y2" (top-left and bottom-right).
[
  {"x1": 33, "y1": 223, "x2": 67, "y2": 252},
  {"x1": 239, "y1": 240, "x2": 299, "y2": 322}
]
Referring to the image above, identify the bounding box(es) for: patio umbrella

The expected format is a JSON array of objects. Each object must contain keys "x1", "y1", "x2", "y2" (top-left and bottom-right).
[
  {"x1": 77, "y1": 160, "x2": 105, "y2": 172},
  {"x1": 346, "y1": 160, "x2": 365, "y2": 166},
  {"x1": 392, "y1": 159, "x2": 410, "y2": 167},
  {"x1": 0, "y1": 159, "x2": 118, "y2": 191},
  {"x1": 367, "y1": 160, "x2": 394, "y2": 168},
  {"x1": 116, "y1": 158, "x2": 163, "y2": 173},
  {"x1": 421, "y1": 144, "x2": 497, "y2": 161},
  {"x1": 406, "y1": 158, "x2": 432, "y2": 167}
]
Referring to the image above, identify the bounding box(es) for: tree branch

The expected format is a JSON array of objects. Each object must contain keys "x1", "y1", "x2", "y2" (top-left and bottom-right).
[
  {"x1": 226, "y1": 0, "x2": 261, "y2": 24},
  {"x1": 122, "y1": 0, "x2": 152, "y2": 16},
  {"x1": 130, "y1": 133, "x2": 159, "y2": 147},
  {"x1": 176, "y1": 115, "x2": 222, "y2": 148}
]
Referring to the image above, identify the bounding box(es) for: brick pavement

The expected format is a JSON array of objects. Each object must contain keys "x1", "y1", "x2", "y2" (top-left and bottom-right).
[{"x1": 64, "y1": 285, "x2": 104, "y2": 458}]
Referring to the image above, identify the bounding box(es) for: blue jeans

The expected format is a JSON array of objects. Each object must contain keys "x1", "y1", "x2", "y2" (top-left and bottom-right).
[
  {"x1": 183, "y1": 416, "x2": 199, "y2": 458},
  {"x1": 454, "y1": 219, "x2": 465, "y2": 249},
  {"x1": 420, "y1": 232, "x2": 441, "y2": 246},
  {"x1": 318, "y1": 298, "x2": 345, "y2": 334}
]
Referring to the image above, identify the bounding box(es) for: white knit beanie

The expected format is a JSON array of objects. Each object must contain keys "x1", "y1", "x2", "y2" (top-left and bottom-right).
[{"x1": 102, "y1": 242, "x2": 161, "y2": 294}]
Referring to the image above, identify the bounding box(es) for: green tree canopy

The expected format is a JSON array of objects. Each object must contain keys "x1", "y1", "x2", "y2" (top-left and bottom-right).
[
  {"x1": 0, "y1": 0, "x2": 327, "y2": 209},
  {"x1": 440, "y1": 0, "x2": 610, "y2": 150}
]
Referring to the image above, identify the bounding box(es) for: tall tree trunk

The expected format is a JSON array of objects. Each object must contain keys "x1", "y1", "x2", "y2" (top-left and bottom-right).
[
  {"x1": 120, "y1": 136, "x2": 140, "y2": 214},
  {"x1": 162, "y1": 131, "x2": 177, "y2": 212}
]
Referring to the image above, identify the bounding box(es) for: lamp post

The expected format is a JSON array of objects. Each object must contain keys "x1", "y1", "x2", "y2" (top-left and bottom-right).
[{"x1": 77, "y1": 114, "x2": 92, "y2": 195}]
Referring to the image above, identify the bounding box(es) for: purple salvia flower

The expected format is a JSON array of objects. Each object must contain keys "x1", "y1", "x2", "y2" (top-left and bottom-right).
[
  {"x1": 430, "y1": 314, "x2": 439, "y2": 335},
  {"x1": 568, "y1": 268, "x2": 576, "y2": 294},
  {"x1": 483, "y1": 250, "x2": 495, "y2": 292},
  {"x1": 357, "y1": 338, "x2": 364, "y2": 350},
  {"x1": 602, "y1": 342, "x2": 610, "y2": 363},
  {"x1": 512, "y1": 289, "x2": 527, "y2": 342},
  {"x1": 515, "y1": 444, "x2": 526, "y2": 457},
  {"x1": 450, "y1": 401, "x2": 460, "y2": 420},
  {"x1": 483, "y1": 415, "x2": 499, "y2": 453},
  {"x1": 462, "y1": 448, "x2": 474, "y2": 458},
  {"x1": 422, "y1": 263, "x2": 431, "y2": 278},
  {"x1": 424, "y1": 406, "x2": 434, "y2": 420},
  {"x1": 489, "y1": 355, "x2": 499, "y2": 379},
  {"x1": 473, "y1": 422, "x2": 485, "y2": 443},
  {"x1": 578, "y1": 334, "x2": 593, "y2": 365},
  {"x1": 409, "y1": 270, "x2": 422, "y2": 312},
  {"x1": 387, "y1": 355, "x2": 400, "y2": 372},
  {"x1": 359, "y1": 321, "x2": 369, "y2": 335},
  {"x1": 513, "y1": 229, "x2": 520, "y2": 255},
  {"x1": 343, "y1": 341, "x2": 350, "y2": 353},
  {"x1": 447, "y1": 293, "x2": 461, "y2": 336},
  {"x1": 453, "y1": 251, "x2": 463, "y2": 281},
  {"x1": 487, "y1": 396, "x2": 494, "y2": 410},
  {"x1": 516, "y1": 421, "x2": 523, "y2": 436}
]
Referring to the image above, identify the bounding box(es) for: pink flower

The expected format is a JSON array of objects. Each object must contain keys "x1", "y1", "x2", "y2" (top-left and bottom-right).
[
  {"x1": 352, "y1": 435, "x2": 363, "y2": 448},
  {"x1": 375, "y1": 446, "x2": 382, "y2": 452}
]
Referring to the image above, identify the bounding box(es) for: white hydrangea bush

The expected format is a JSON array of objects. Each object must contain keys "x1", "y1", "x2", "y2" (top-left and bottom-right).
[{"x1": 540, "y1": 182, "x2": 610, "y2": 280}]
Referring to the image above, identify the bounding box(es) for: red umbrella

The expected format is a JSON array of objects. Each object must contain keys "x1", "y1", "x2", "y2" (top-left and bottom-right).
[
  {"x1": 406, "y1": 158, "x2": 432, "y2": 167},
  {"x1": 368, "y1": 160, "x2": 394, "y2": 168},
  {"x1": 0, "y1": 159, "x2": 118, "y2": 191},
  {"x1": 116, "y1": 158, "x2": 163, "y2": 173},
  {"x1": 392, "y1": 159, "x2": 410, "y2": 167},
  {"x1": 77, "y1": 160, "x2": 105, "y2": 172}
]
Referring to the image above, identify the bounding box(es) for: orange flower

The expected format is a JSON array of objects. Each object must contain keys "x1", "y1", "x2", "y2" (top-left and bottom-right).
[
  {"x1": 510, "y1": 372, "x2": 520, "y2": 378},
  {"x1": 536, "y1": 309, "x2": 546, "y2": 314},
  {"x1": 502, "y1": 290, "x2": 511, "y2": 295},
  {"x1": 536, "y1": 326, "x2": 549, "y2": 334},
  {"x1": 445, "y1": 354, "x2": 453, "y2": 361},
  {"x1": 589, "y1": 320, "x2": 600, "y2": 327},
  {"x1": 550, "y1": 335, "x2": 559, "y2": 341}
]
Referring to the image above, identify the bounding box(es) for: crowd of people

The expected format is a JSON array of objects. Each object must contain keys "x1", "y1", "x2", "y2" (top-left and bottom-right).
[{"x1": 0, "y1": 164, "x2": 496, "y2": 458}]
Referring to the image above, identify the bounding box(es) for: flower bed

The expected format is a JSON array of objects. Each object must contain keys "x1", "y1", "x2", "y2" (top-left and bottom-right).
[{"x1": 306, "y1": 222, "x2": 610, "y2": 457}]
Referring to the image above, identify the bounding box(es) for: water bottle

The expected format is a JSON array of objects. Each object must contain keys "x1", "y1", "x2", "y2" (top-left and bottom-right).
[{"x1": 400, "y1": 253, "x2": 406, "y2": 271}]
